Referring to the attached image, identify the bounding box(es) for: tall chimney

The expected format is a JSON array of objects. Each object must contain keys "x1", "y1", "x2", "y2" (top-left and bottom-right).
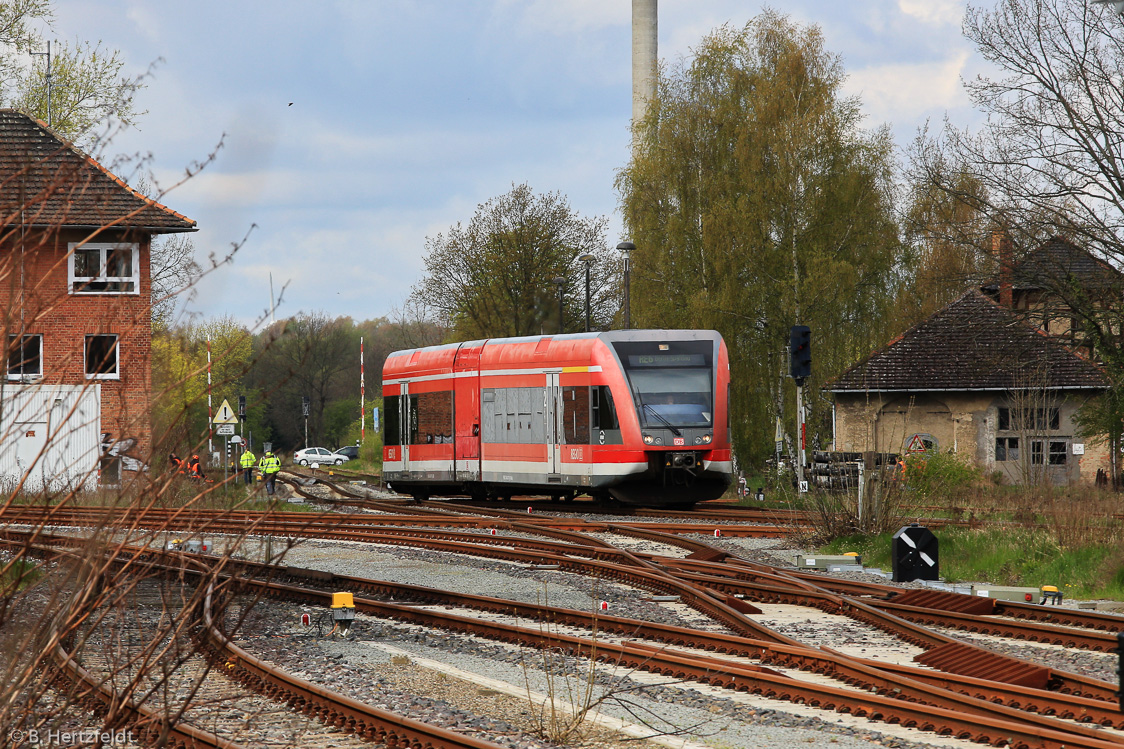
[
  {"x1": 992, "y1": 230, "x2": 1014, "y2": 308},
  {"x1": 632, "y1": 0, "x2": 657, "y2": 126}
]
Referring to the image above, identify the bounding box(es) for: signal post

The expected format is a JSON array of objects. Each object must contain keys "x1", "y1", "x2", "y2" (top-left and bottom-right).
[{"x1": 789, "y1": 325, "x2": 811, "y2": 492}]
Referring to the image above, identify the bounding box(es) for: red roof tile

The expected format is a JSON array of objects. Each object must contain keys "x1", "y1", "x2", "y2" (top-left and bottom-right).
[{"x1": 0, "y1": 109, "x2": 195, "y2": 233}]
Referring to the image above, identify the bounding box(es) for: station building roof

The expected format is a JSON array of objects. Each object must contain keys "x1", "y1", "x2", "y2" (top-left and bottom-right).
[
  {"x1": 828, "y1": 291, "x2": 1107, "y2": 393},
  {"x1": 0, "y1": 109, "x2": 196, "y2": 233}
]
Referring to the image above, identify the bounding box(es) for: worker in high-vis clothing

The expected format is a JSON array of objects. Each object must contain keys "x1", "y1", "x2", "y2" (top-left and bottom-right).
[
  {"x1": 258, "y1": 451, "x2": 281, "y2": 495},
  {"x1": 239, "y1": 447, "x2": 257, "y2": 485}
]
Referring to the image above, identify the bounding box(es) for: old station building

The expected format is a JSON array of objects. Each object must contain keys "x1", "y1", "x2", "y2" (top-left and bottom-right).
[
  {"x1": 0, "y1": 110, "x2": 196, "y2": 490},
  {"x1": 829, "y1": 290, "x2": 1109, "y2": 485}
]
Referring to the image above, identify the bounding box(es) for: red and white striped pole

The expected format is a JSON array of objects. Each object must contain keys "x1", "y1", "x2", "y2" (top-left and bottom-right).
[
  {"x1": 360, "y1": 336, "x2": 366, "y2": 443},
  {"x1": 207, "y1": 338, "x2": 213, "y2": 454}
]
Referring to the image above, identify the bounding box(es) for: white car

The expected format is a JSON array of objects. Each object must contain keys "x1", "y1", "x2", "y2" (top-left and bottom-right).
[{"x1": 293, "y1": 447, "x2": 346, "y2": 466}]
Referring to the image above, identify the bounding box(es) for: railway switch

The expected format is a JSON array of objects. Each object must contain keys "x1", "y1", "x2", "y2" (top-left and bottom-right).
[
  {"x1": 892, "y1": 524, "x2": 939, "y2": 582},
  {"x1": 331, "y1": 592, "x2": 356, "y2": 635}
]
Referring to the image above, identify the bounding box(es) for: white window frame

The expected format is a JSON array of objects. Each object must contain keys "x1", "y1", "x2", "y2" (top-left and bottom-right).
[
  {"x1": 84, "y1": 334, "x2": 120, "y2": 380},
  {"x1": 68, "y1": 242, "x2": 140, "y2": 295},
  {"x1": 7, "y1": 333, "x2": 42, "y2": 380}
]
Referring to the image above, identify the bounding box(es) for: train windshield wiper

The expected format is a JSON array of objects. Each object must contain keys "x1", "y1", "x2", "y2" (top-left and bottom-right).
[{"x1": 640, "y1": 400, "x2": 682, "y2": 437}]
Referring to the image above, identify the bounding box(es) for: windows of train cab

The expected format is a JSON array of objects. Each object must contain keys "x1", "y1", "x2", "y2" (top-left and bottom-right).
[
  {"x1": 383, "y1": 395, "x2": 401, "y2": 446},
  {"x1": 410, "y1": 390, "x2": 454, "y2": 444},
  {"x1": 591, "y1": 386, "x2": 618, "y2": 430},
  {"x1": 562, "y1": 386, "x2": 590, "y2": 444}
]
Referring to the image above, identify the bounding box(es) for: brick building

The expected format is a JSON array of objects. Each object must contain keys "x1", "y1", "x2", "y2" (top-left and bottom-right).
[
  {"x1": 828, "y1": 291, "x2": 1109, "y2": 485},
  {"x1": 0, "y1": 110, "x2": 196, "y2": 490}
]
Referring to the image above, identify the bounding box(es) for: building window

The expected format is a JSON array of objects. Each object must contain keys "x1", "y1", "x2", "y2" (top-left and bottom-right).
[
  {"x1": 1049, "y1": 440, "x2": 1068, "y2": 466},
  {"x1": 995, "y1": 437, "x2": 1019, "y2": 462},
  {"x1": 68, "y1": 243, "x2": 140, "y2": 294},
  {"x1": 85, "y1": 335, "x2": 119, "y2": 379},
  {"x1": 998, "y1": 406, "x2": 1060, "y2": 431},
  {"x1": 7, "y1": 334, "x2": 41, "y2": 379}
]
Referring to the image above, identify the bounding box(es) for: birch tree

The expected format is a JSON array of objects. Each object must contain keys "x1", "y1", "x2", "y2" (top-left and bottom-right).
[{"x1": 617, "y1": 11, "x2": 902, "y2": 465}]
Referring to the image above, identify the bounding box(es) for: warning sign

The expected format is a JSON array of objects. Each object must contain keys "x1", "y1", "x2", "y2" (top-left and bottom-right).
[
  {"x1": 904, "y1": 433, "x2": 937, "y2": 454},
  {"x1": 212, "y1": 399, "x2": 239, "y2": 425}
]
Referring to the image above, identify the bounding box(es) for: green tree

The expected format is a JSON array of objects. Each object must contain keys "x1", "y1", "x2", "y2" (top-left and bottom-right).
[
  {"x1": 248, "y1": 313, "x2": 356, "y2": 450},
  {"x1": 409, "y1": 184, "x2": 616, "y2": 339},
  {"x1": 0, "y1": 0, "x2": 144, "y2": 143},
  {"x1": 899, "y1": 168, "x2": 991, "y2": 325},
  {"x1": 616, "y1": 11, "x2": 902, "y2": 466}
]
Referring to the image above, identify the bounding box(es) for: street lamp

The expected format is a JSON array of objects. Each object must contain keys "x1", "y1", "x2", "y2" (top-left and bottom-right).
[
  {"x1": 577, "y1": 253, "x2": 595, "y2": 331},
  {"x1": 552, "y1": 276, "x2": 566, "y2": 335},
  {"x1": 616, "y1": 241, "x2": 634, "y2": 329}
]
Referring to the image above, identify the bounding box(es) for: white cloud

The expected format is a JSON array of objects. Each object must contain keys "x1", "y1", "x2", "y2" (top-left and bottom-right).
[
  {"x1": 897, "y1": 0, "x2": 964, "y2": 26},
  {"x1": 495, "y1": 0, "x2": 628, "y2": 35},
  {"x1": 844, "y1": 50, "x2": 971, "y2": 126}
]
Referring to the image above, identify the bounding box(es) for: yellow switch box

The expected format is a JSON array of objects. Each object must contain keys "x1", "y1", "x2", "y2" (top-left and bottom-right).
[{"x1": 331, "y1": 592, "x2": 354, "y2": 608}]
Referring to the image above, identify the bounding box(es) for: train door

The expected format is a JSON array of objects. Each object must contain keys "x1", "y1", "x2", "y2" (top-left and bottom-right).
[
  {"x1": 453, "y1": 345, "x2": 482, "y2": 480},
  {"x1": 546, "y1": 372, "x2": 561, "y2": 475},
  {"x1": 399, "y1": 382, "x2": 411, "y2": 473}
]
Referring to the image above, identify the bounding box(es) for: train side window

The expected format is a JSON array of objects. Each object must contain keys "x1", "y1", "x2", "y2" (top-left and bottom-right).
[
  {"x1": 412, "y1": 390, "x2": 454, "y2": 444},
  {"x1": 384, "y1": 395, "x2": 401, "y2": 447},
  {"x1": 592, "y1": 386, "x2": 618, "y2": 430},
  {"x1": 563, "y1": 386, "x2": 590, "y2": 444}
]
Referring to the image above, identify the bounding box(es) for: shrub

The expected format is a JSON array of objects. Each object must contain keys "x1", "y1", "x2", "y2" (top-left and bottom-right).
[{"x1": 906, "y1": 451, "x2": 980, "y2": 498}]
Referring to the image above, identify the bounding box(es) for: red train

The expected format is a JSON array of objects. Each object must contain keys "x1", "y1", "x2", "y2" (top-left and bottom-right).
[{"x1": 382, "y1": 330, "x2": 732, "y2": 508}]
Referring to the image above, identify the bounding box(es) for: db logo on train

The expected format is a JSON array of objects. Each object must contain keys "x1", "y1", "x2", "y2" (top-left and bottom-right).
[{"x1": 673, "y1": 437, "x2": 685, "y2": 446}]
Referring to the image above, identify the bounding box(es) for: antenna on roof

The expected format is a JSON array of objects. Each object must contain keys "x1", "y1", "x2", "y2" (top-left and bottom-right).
[{"x1": 28, "y1": 37, "x2": 51, "y2": 127}]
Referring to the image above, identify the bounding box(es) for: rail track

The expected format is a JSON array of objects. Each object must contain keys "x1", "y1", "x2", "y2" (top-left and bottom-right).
[{"x1": 7, "y1": 492, "x2": 1124, "y2": 748}]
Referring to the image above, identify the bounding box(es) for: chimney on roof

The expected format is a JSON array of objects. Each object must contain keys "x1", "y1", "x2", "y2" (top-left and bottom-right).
[{"x1": 992, "y1": 230, "x2": 1014, "y2": 308}]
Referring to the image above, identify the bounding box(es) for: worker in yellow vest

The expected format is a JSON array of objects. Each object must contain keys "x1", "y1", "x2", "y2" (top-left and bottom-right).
[
  {"x1": 258, "y1": 451, "x2": 281, "y2": 495},
  {"x1": 239, "y1": 447, "x2": 257, "y2": 485}
]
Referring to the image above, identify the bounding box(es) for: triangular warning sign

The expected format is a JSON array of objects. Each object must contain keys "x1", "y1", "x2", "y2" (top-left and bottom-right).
[
  {"x1": 905, "y1": 434, "x2": 928, "y2": 453},
  {"x1": 213, "y1": 398, "x2": 239, "y2": 425}
]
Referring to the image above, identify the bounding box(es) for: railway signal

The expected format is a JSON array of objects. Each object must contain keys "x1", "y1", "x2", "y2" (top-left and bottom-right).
[
  {"x1": 789, "y1": 325, "x2": 811, "y2": 490},
  {"x1": 789, "y1": 325, "x2": 811, "y2": 383}
]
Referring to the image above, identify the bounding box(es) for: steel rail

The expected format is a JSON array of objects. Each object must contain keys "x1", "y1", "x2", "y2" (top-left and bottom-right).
[
  {"x1": 197, "y1": 582, "x2": 509, "y2": 749},
  {"x1": 234, "y1": 576, "x2": 1124, "y2": 749},
  {"x1": 222, "y1": 556, "x2": 1124, "y2": 729},
  {"x1": 31, "y1": 543, "x2": 245, "y2": 749},
  {"x1": 20, "y1": 532, "x2": 1124, "y2": 745}
]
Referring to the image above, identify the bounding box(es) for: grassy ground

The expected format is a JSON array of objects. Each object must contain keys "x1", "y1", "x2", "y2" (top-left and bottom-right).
[{"x1": 783, "y1": 470, "x2": 1124, "y2": 600}]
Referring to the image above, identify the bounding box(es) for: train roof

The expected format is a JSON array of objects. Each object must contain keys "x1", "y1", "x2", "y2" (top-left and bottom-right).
[{"x1": 384, "y1": 329, "x2": 723, "y2": 363}]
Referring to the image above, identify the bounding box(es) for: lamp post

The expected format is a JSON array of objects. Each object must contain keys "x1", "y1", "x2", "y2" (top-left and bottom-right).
[
  {"x1": 616, "y1": 241, "x2": 634, "y2": 329},
  {"x1": 552, "y1": 276, "x2": 566, "y2": 334},
  {"x1": 577, "y1": 253, "x2": 595, "y2": 331}
]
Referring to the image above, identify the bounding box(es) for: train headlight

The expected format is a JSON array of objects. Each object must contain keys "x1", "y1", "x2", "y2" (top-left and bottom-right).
[
  {"x1": 702, "y1": 434, "x2": 712, "y2": 443},
  {"x1": 655, "y1": 437, "x2": 663, "y2": 445},
  {"x1": 643, "y1": 434, "x2": 654, "y2": 445},
  {"x1": 694, "y1": 436, "x2": 703, "y2": 444}
]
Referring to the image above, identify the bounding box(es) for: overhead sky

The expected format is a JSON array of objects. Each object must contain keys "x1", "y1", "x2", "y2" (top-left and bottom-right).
[{"x1": 40, "y1": 0, "x2": 981, "y2": 327}]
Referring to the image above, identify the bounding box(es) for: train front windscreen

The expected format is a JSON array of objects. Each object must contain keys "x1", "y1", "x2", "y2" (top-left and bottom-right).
[{"x1": 612, "y1": 341, "x2": 714, "y2": 429}]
